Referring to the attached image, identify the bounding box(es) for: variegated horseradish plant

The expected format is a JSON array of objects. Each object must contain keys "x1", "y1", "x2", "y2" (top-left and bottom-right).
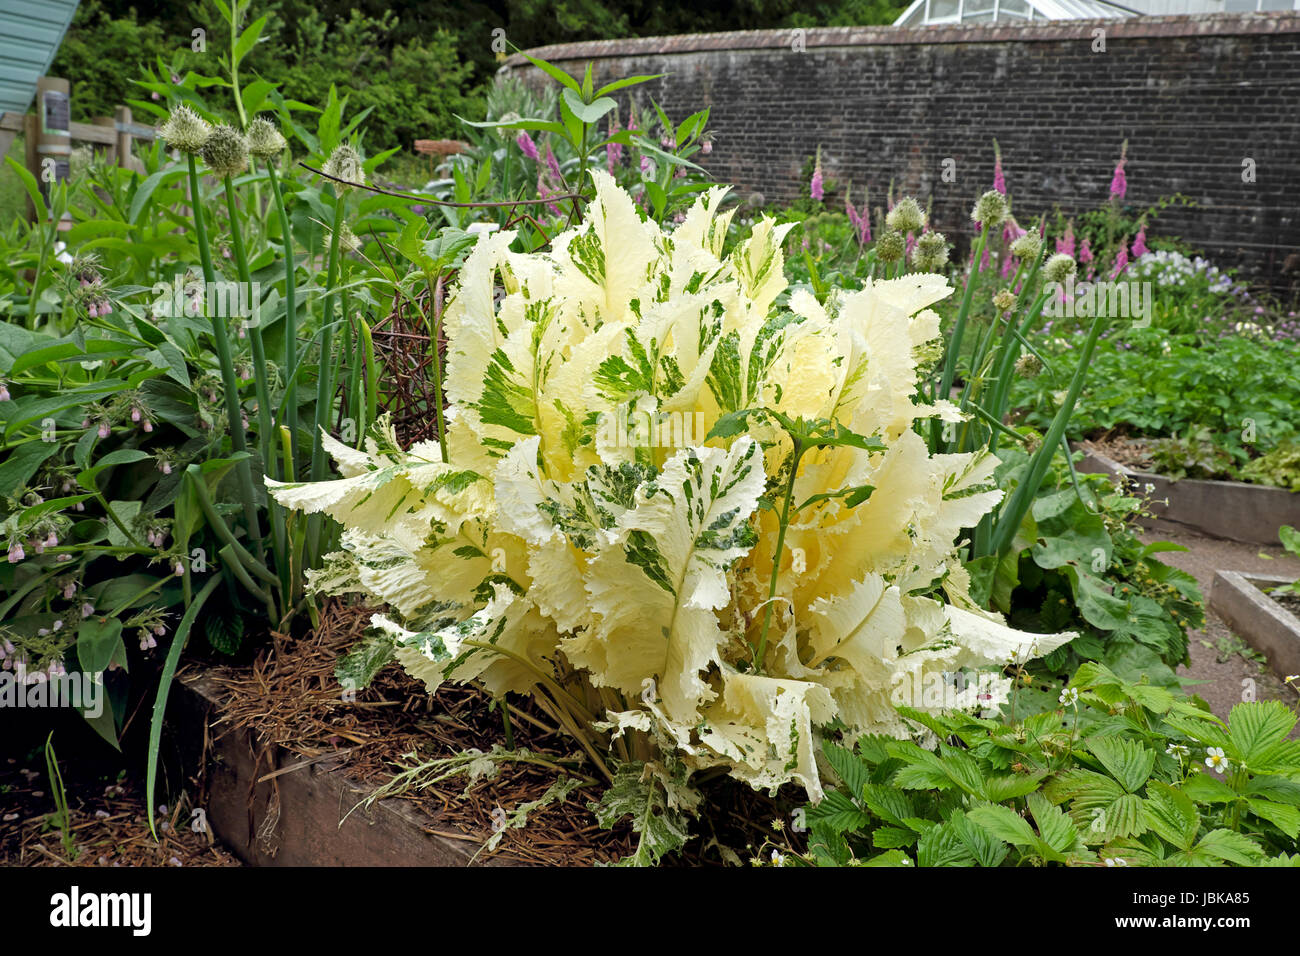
[{"x1": 269, "y1": 173, "x2": 1076, "y2": 861}]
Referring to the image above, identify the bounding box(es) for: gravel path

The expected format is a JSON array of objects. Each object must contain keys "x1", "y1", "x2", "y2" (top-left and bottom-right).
[{"x1": 1138, "y1": 523, "x2": 1300, "y2": 720}]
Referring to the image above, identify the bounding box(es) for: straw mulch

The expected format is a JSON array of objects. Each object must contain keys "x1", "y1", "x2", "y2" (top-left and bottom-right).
[{"x1": 202, "y1": 599, "x2": 787, "y2": 866}]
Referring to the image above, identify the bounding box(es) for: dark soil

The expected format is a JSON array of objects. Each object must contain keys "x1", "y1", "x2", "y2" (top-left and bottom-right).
[{"x1": 1272, "y1": 589, "x2": 1300, "y2": 624}]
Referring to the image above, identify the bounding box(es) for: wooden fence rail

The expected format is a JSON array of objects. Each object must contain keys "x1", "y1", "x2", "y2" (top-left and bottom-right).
[{"x1": 0, "y1": 75, "x2": 157, "y2": 224}]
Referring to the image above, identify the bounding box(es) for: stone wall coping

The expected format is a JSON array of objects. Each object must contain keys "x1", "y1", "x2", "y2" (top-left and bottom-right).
[{"x1": 503, "y1": 12, "x2": 1300, "y2": 66}]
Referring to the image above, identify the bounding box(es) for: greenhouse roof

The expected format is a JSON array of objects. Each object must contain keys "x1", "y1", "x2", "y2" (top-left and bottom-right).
[{"x1": 894, "y1": 0, "x2": 1140, "y2": 26}]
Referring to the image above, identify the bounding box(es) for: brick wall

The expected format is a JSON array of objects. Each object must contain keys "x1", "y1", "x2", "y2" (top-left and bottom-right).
[{"x1": 505, "y1": 14, "x2": 1300, "y2": 285}]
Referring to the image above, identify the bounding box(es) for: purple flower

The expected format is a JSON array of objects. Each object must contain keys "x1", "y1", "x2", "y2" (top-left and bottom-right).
[
  {"x1": 1110, "y1": 151, "x2": 1128, "y2": 200},
  {"x1": 515, "y1": 132, "x2": 539, "y2": 162},
  {"x1": 1056, "y1": 221, "x2": 1076, "y2": 258},
  {"x1": 606, "y1": 117, "x2": 622, "y2": 174},
  {"x1": 993, "y1": 140, "x2": 1006, "y2": 195},
  {"x1": 1131, "y1": 225, "x2": 1148, "y2": 258},
  {"x1": 545, "y1": 145, "x2": 562, "y2": 183},
  {"x1": 845, "y1": 188, "x2": 871, "y2": 245},
  {"x1": 1079, "y1": 239, "x2": 1094, "y2": 264},
  {"x1": 1111, "y1": 242, "x2": 1129, "y2": 278}
]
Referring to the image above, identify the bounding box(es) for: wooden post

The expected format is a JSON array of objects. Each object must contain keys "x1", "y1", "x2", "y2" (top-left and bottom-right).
[
  {"x1": 114, "y1": 105, "x2": 135, "y2": 171},
  {"x1": 91, "y1": 116, "x2": 117, "y2": 165},
  {"x1": 34, "y1": 76, "x2": 72, "y2": 231}
]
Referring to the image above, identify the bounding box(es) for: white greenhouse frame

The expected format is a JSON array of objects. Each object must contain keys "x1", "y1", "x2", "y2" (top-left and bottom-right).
[{"x1": 893, "y1": 0, "x2": 1141, "y2": 25}]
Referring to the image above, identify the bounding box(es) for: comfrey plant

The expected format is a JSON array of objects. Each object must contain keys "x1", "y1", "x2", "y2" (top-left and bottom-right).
[{"x1": 268, "y1": 174, "x2": 1075, "y2": 864}]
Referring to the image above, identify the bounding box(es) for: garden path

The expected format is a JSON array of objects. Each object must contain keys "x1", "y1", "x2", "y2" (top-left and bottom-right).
[{"x1": 1138, "y1": 527, "x2": 1300, "y2": 724}]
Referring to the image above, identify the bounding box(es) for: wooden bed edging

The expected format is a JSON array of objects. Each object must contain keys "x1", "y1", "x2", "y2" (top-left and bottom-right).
[
  {"x1": 1073, "y1": 444, "x2": 1300, "y2": 547},
  {"x1": 175, "y1": 672, "x2": 508, "y2": 867},
  {"x1": 1209, "y1": 572, "x2": 1300, "y2": 683}
]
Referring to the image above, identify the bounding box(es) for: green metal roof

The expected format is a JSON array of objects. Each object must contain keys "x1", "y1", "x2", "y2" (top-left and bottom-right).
[{"x1": 0, "y1": 0, "x2": 81, "y2": 115}]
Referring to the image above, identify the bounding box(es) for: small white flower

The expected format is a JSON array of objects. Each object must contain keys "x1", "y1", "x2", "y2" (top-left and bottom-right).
[
  {"x1": 466, "y1": 222, "x2": 499, "y2": 235},
  {"x1": 1165, "y1": 743, "x2": 1189, "y2": 759},
  {"x1": 1205, "y1": 747, "x2": 1228, "y2": 774},
  {"x1": 770, "y1": 849, "x2": 785, "y2": 866},
  {"x1": 1104, "y1": 857, "x2": 1129, "y2": 867},
  {"x1": 1059, "y1": 687, "x2": 1079, "y2": 706}
]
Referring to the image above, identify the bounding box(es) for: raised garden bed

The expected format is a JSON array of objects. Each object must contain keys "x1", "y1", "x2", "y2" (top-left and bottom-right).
[
  {"x1": 167, "y1": 603, "x2": 779, "y2": 868},
  {"x1": 175, "y1": 672, "x2": 488, "y2": 867},
  {"x1": 1074, "y1": 442, "x2": 1300, "y2": 546},
  {"x1": 1209, "y1": 572, "x2": 1300, "y2": 682}
]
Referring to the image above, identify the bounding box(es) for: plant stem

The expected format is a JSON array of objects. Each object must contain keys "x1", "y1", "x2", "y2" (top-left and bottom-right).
[
  {"x1": 224, "y1": 173, "x2": 284, "y2": 588},
  {"x1": 424, "y1": 272, "x2": 451, "y2": 463},
  {"x1": 754, "y1": 437, "x2": 803, "y2": 671},
  {"x1": 186, "y1": 154, "x2": 265, "y2": 563},
  {"x1": 265, "y1": 161, "x2": 300, "y2": 469},
  {"x1": 989, "y1": 310, "x2": 1109, "y2": 556},
  {"x1": 306, "y1": 193, "x2": 347, "y2": 560},
  {"x1": 933, "y1": 221, "x2": 992, "y2": 449}
]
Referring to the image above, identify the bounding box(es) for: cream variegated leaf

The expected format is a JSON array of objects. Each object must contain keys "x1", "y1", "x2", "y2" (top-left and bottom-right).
[{"x1": 579, "y1": 438, "x2": 765, "y2": 723}]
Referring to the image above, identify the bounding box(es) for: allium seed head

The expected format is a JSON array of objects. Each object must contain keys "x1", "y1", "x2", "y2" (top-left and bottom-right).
[
  {"x1": 246, "y1": 117, "x2": 287, "y2": 160},
  {"x1": 201, "y1": 125, "x2": 250, "y2": 178},
  {"x1": 993, "y1": 289, "x2": 1018, "y2": 312},
  {"x1": 1014, "y1": 353, "x2": 1043, "y2": 378},
  {"x1": 159, "y1": 105, "x2": 212, "y2": 155},
  {"x1": 910, "y1": 231, "x2": 949, "y2": 272},
  {"x1": 886, "y1": 197, "x2": 925, "y2": 234},
  {"x1": 876, "y1": 230, "x2": 906, "y2": 263},
  {"x1": 971, "y1": 190, "x2": 1009, "y2": 228},
  {"x1": 1010, "y1": 231, "x2": 1043, "y2": 262},
  {"x1": 323, "y1": 144, "x2": 365, "y2": 190},
  {"x1": 1043, "y1": 253, "x2": 1078, "y2": 284}
]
